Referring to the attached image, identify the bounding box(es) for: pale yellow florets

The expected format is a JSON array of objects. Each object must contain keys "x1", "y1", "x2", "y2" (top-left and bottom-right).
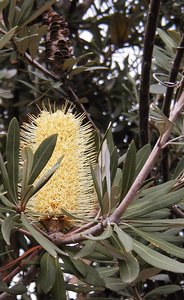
[{"x1": 21, "y1": 104, "x2": 97, "y2": 221}]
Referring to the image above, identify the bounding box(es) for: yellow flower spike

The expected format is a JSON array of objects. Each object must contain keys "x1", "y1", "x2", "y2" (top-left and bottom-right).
[{"x1": 21, "y1": 103, "x2": 97, "y2": 231}]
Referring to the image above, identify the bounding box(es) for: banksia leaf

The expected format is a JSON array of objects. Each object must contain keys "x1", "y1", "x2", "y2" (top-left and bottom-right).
[{"x1": 21, "y1": 104, "x2": 97, "y2": 231}]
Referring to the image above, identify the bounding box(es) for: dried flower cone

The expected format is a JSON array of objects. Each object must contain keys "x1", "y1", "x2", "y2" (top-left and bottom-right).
[
  {"x1": 21, "y1": 105, "x2": 97, "y2": 231},
  {"x1": 43, "y1": 10, "x2": 73, "y2": 76}
]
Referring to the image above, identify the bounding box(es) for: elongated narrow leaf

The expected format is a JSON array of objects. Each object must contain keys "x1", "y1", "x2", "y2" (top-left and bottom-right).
[
  {"x1": 135, "y1": 144, "x2": 151, "y2": 178},
  {"x1": 102, "y1": 140, "x2": 111, "y2": 209},
  {"x1": 173, "y1": 155, "x2": 184, "y2": 179},
  {"x1": 0, "y1": 193, "x2": 16, "y2": 208},
  {"x1": 7, "y1": 283, "x2": 27, "y2": 295},
  {"x1": 21, "y1": 147, "x2": 34, "y2": 195},
  {"x1": 74, "y1": 240, "x2": 96, "y2": 259},
  {"x1": 83, "y1": 223, "x2": 112, "y2": 241},
  {"x1": 8, "y1": 0, "x2": 16, "y2": 27},
  {"x1": 124, "y1": 187, "x2": 184, "y2": 219},
  {"x1": 118, "y1": 252, "x2": 139, "y2": 283},
  {"x1": 0, "y1": 26, "x2": 18, "y2": 49},
  {"x1": 145, "y1": 285, "x2": 181, "y2": 299},
  {"x1": 104, "y1": 277, "x2": 128, "y2": 292},
  {"x1": 0, "y1": 154, "x2": 14, "y2": 203},
  {"x1": 15, "y1": 0, "x2": 34, "y2": 25},
  {"x1": 28, "y1": 134, "x2": 57, "y2": 184},
  {"x1": 110, "y1": 146, "x2": 118, "y2": 184},
  {"x1": 1, "y1": 214, "x2": 16, "y2": 245},
  {"x1": 133, "y1": 240, "x2": 184, "y2": 273},
  {"x1": 114, "y1": 224, "x2": 133, "y2": 252},
  {"x1": 22, "y1": 0, "x2": 56, "y2": 26},
  {"x1": 91, "y1": 164, "x2": 103, "y2": 213},
  {"x1": 121, "y1": 141, "x2": 136, "y2": 199},
  {"x1": 21, "y1": 185, "x2": 34, "y2": 207},
  {"x1": 52, "y1": 260, "x2": 66, "y2": 300},
  {"x1": 128, "y1": 225, "x2": 184, "y2": 259},
  {"x1": 97, "y1": 266, "x2": 119, "y2": 278},
  {"x1": 6, "y1": 118, "x2": 20, "y2": 203},
  {"x1": 21, "y1": 213, "x2": 57, "y2": 258},
  {"x1": 40, "y1": 253, "x2": 57, "y2": 294},
  {"x1": 32, "y1": 157, "x2": 63, "y2": 196},
  {"x1": 0, "y1": 0, "x2": 9, "y2": 10}
]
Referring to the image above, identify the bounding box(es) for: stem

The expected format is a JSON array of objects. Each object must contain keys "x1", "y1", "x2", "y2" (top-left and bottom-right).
[
  {"x1": 110, "y1": 90, "x2": 184, "y2": 223},
  {"x1": 22, "y1": 52, "x2": 60, "y2": 81},
  {"x1": 162, "y1": 33, "x2": 184, "y2": 117},
  {"x1": 162, "y1": 33, "x2": 184, "y2": 181},
  {"x1": 50, "y1": 90, "x2": 184, "y2": 245},
  {"x1": 139, "y1": 0, "x2": 161, "y2": 147}
]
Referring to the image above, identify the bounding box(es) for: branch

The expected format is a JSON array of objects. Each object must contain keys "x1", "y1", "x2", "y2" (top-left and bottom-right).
[
  {"x1": 0, "y1": 266, "x2": 37, "y2": 300},
  {"x1": 50, "y1": 90, "x2": 184, "y2": 245},
  {"x1": 161, "y1": 34, "x2": 184, "y2": 181},
  {"x1": 162, "y1": 33, "x2": 184, "y2": 117},
  {"x1": 67, "y1": 85, "x2": 100, "y2": 133},
  {"x1": 22, "y1": 52, "x2": 60, "y2": 81},
  {"x1": 139, "y1": 0, "x2": 161, "y2": 147}
]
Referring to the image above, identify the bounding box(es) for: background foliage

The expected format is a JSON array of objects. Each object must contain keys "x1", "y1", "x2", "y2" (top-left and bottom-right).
[{"x1": 0, "y1": 0, "x2": 184, "y2": 299}]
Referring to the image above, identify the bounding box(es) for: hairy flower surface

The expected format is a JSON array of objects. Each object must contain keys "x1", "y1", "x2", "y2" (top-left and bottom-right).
[{"x1": 21, "y1": 105, "x2": 96, "y2": 222}]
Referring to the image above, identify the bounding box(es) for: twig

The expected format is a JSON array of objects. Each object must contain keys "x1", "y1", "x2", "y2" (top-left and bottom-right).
[
  {"x1": 22, "y1": 52, "x2": 60, "y2": 81},
  {"x1": 67, "y1": 85, "x2": 100, "y2": 134},
  {"x1": 162, "y1": 33, "x2": 184, "y2": 181},
  {"x1": 139, "y1": 0, "x2": 161, "y2": 147},
  {"x1": 162, "y1": 34, "x2": 184, "y2": 117},
  {"x1": 50, "y1": 90, "x2": 184, "y2": 245},
  {"x1": 0, "y1": 266, "x2": 37, "y2": 300}
]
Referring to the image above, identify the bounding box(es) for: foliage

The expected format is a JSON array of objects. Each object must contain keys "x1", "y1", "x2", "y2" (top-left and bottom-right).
[{"x1": 0, "y1": 0, "x2": 183, "y2": 300}]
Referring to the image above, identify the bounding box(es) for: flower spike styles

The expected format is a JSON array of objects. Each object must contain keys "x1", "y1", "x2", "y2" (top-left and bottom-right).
[{"x1": 21, "y1": 103, "x2": 97, "y2": 232}]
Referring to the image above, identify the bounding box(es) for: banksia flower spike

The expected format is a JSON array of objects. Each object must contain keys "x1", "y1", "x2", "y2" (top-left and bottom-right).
[{"x1": 21, "y1": 104, "x2": 97, "y2": 232}]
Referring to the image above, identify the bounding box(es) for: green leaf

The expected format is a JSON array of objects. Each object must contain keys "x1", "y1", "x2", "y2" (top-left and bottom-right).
[
  {"x1": 91, "y1": 164, "x2": 103, "y2": 213},
  {"x1": 144, "y1": 285, "x2": 181, "y2": 299},
  {"x1": 22, "y1": 0, "x2": 56, "y2": 26},
  {"x1": 21, "y1": 147, "x2": 34, "y2": 196},
  {"x1": 21, "y1": 213, "x2": 57, "y2": 258},
  {"x1": 83, "y1": 223, "x2": 112, "y2": 241},
  {"x1": 0, "y1": 153, "x2": 15, "y2": 203},
  {"x1": 97, "y1": 266, "x2": 118, "y2": 278},
  {"x1": 102, "y1": 140, "x2": 111, "y2": 212},
  {"x1": 1, "y1": 214, "x2": 16, "y2": 245},
  {"x1": 74, "y1": 240, "x2": 96, "y2": 259},
  {"x1": 124, "y1": 186, "x2": 184, "y2": 219},
  {"x1": 6, "y1": 118, "x2": 20, "y2": 203},
  {"x1": 173, "y1": 155, "x2": 184, "y2": 179},
  {"x1": 8, "y1": 0, "x2": 16, "y2": 27},
  {"x1": 0, "y1": 193, "x2": 16, "y2": 208},
  {"x1": 62, "y1": 57, "x2": 76, "y2": 71},
  {"x1": 15, "y1": 0, "x2": 34, "y2": 25},
  {"x1": 0, "y1": 281, "x2": 7, "y2": 292},
  {"x1": 0, "y1": 0, "x2": 9, "y2": 11},
  {"x1": 135, "y1": 144, "x2": 151, "y2": 178},
  {"x1": 40, "y1": 253, "x2": 57, "y2": 294},
  {"x1": 127, "y1": 225, "x2": 184, "y2": 259},
  {"x1": 0, "y1": 26, "x2": 18, "y2": 49},
  {"x1": 110, "y1": 146, "x2": 118, "y2": 184},
  {"x1": 51, "y1": 260, "x2": 66, "y2": 300},
  {"x1": 32, "y1": 157, "x2": 63, "y2": 197},
  {"x1": 104, "y1": 277, "x2": 128, "y2": 292},
  {"x1": 121, "y1": 141, "x2": 136, "y2": 199},
  {"x1": 7, "y1": 283, "x2": 27, "y2": 295},
  {"x1": 28, "y1": 134, "x2": 57, "y2": 184},
  {"x1": 133, "y1": 240, "x2": 184, "y2": 273},
  {"x1": 114, "y1": 224, "x2": 133, "y2": 252},
  {"x1": 85, "y1": 66, "x2": 108, "y2": 71},
  {"x1": 118, "y1": 252, "x2": 139, "y2": 283}
]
